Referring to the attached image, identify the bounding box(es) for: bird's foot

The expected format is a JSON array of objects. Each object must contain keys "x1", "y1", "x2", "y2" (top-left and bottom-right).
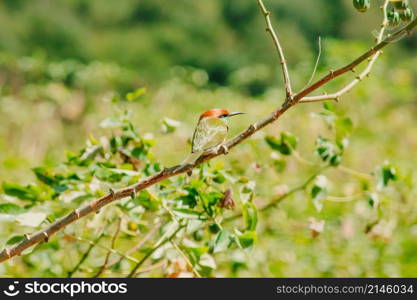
[{"x1": 218, "y1": 144, "x2": 229, "y2": 155}]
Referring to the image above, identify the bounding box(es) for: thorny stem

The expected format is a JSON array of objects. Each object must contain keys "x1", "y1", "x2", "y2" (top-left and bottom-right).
[
  {"x1": 1, "y1": 1, "x2": 417, "y2": 264},
  {"x1": 257, "y1": 0, "x2": 293, "y2": 100}
]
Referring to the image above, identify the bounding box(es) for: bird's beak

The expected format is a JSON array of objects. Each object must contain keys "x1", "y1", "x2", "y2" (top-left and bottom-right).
[{"x1": 227, "y1": 112, "x2": 245, "y2": 117}]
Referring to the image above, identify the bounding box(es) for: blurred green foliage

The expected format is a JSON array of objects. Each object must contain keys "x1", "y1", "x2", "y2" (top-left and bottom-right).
[{"x1": 1, "y1": 0, "x2": 417, "y2": 277}]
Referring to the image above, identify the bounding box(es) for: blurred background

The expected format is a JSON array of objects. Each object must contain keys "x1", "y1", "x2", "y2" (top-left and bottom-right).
[{"x1": 1, "y1": 0, "x2": 417, "y2": 277}]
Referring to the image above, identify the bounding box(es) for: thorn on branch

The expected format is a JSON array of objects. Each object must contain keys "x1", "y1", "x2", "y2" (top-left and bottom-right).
[
  {"x1": 248, "y1": 124, "x2": 256, "y2": 133},
  {"x1": 335, "y1": 96, "x2": 340, "y2": 102},
  {"x1": 5, "y1": 248, "x2": 11, "y2": 258},
  {"x1": 273, "y1": 110, "x2": 280, "y2": 119},
  {"x1": 130, "y1": 190, "x2": 137, "y2": 200},
  {"x1": 219, "y1": 145, "x2": 229, "y2": 155},
  {"x1": 42, "y1": 232, "x2": 49, "y2": 243},
  {"x1": 355, "y1": 76, "x2": 362, "y2": 81},
  {"x1": 109, "y1": 188, "x2": 115, "y2": 196},
  {"x1": 74, "y1": 209, "x2": 81, "y2": 219}
]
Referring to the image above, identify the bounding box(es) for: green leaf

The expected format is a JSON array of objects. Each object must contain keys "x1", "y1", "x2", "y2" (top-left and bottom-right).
[
  {"x1": 336, "y1": 117, "x2": 354, "y2": 139},
  {"x1": 311, "y1": 175, "x2": 328, "y2": 212},
  {"x1": 367, "y1": 192, "x2": 379, "y2": 208},
  {"x1": 377, "y1": 163, "x2": 397, "y2": 190},
  {"x1": 199, "y1": 253, "x2": 217, "y2": 269},
  {"x1": 323, "y1": 101, "x2": 336, "y2": 112},
  {"x1": 265, "y1": 132, "x2": 298, "y2": 155},
  {"x1": 176, "y1": 187, "x2": 199, "y2": 208},
  {"x1": 6, "y1": 235, "x2": 25, "y2": 246},
  {"x1": 212, "y1": 230, "x2": 233, "y2": 253},
  {"x1": 2, "y1": 182, "x2": 39, "y2": 202},
  {"x1": 242, "y1": 202, "x2": 258, "y2": 231},
  {"x1": 100, "y1": 117, "x2": 123, "y2": 129},
  {"x1": 315, "y1": 136, "x2": 339, "y2": 163},
  {"x1": 16, "y1": 212, "x2": 47, "y2": 227},
  {"x1": 173, "y1": 208, "x2": 207, "y2": 220},
  {"x1": 126, "y1": 87, "x2": 146, "y2": 102},
  {"x1": 132, "y1": 190, "x2": 159, "y2": 210},
  {"x1": 236, "y1": 230, "x2": 257, "y2": 248},
  {"x1": 0, "y1": 203, "x2": 26, "y2": 215},
  {"x1": 94, "y1": 167, "x2": 126, "y2": 183},
  {"x1": 32, "y1": 167, "x2": 57, "y2": 186},
  {"x1": 161, "y1": 117, "x2": 181, "y2": 134},
  {"x1": 312, "y1": 112, "x2": 336, "y2": 127},
  {"x1": 282, "y1": 132, "x2": 298, "y2": 150}
]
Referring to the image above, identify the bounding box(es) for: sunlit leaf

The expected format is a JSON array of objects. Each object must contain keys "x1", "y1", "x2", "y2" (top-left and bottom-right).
[
  {"x1": 235, "y1": 230, "x2": 257, "y2": 248},
  {"x1": 265, "y1": 132, "x2": 298, "y2": 155},
  {"x1": 6, "y1": 235, "x2": 25, "y2": 246},
  {"x1": 0, "y1": 203, "x2": 26, "y2": 215},
  {"x1": 100, "y1": 117, "x2": 123, "y2": 129},
  {"x1": 16, "y1": 212, "x2": 47, "y2": 227},
  {"x1": 126, "y1": 87, "x2": 146, "y2": 102},
  {"x1": 242, "y1": 202, "x2": 258, "y2": 231},
  {"x1": 212, "y1": 230, "x2": 233, "y2": 253},
  {"x1": 377, "y1": 163, "x2": 397, "y2": 190},
  {"x1": 2, "y1": 182, "x2": 39, "y2": 202}
]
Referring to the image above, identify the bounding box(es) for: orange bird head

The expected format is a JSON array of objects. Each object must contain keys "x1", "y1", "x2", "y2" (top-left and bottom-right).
[{"x1": 199, "y1": 108, "x2": 244, "y2": 120}]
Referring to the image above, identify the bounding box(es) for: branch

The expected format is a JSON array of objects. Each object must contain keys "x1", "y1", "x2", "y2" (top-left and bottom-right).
[
  {"x1": 67, "y1": 231, "x2": 104, "y2": 278},
  {"x1": 93, "y1": 217, "x2": 122, "y2": 278},
  {"x1": 296, "y1": 8, "x2": 417, "y2": 103},
  {"x1": 1, "y1": 4, "x2": 417, "y2": 264},
  {"x1": 105, "y1": 222, "x2": 161, "y2": 270},
  {"x1": 257, "y1": 0, "x2": 293, "y2": 100},
  {"x1": 299, "y1": 0, "x2": 390, "y2": 103}
]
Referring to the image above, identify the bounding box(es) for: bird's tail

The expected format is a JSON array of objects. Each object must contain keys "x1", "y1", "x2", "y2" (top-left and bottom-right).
[{"x1": 181, "y1": 152, "x2": 202, "y2": 165}]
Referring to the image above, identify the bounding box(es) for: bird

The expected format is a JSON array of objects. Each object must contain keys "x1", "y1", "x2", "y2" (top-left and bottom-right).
[{"x1": 183, "y1": 108, "x2": 244, "y2": 165}]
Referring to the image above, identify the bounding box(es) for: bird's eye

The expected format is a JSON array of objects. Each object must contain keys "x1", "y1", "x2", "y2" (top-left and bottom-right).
[{"x1": 219, "y1": 114, "x2": 228, "y2": 118}]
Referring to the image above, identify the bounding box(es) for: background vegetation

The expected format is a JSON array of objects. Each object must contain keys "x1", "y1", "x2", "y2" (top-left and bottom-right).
[{"x1": 0, "y1": 0, "x2": 417, "y2": 277}]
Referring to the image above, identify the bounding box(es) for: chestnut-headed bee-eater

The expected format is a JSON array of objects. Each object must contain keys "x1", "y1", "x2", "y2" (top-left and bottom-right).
[{"x1": 183, "y1": 108, "x2": 244, "y2": 165}]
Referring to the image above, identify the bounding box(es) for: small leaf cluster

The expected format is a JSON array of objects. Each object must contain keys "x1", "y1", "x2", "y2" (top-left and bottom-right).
[
  {"x1": 352, "y1": 0, "x2": 414, "y2": 26},
  {"x1": 0, "y1": 95, "x2": 258, "y2": 277}
]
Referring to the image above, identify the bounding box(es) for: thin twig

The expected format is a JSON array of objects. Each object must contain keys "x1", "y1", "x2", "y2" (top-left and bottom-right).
[
  {"x1": 171, "y1": 241, "x2": 202, "y2": 278},
  {"x1": 224, "y1": 166, "x2": 329, "y2": 223},
  {"x1": 106, "y1": 222, "x2": 161, "y2": 269},
  {"x1": 303, "y1": 36, "x2": 322, "y2": 89},
  {"x1": 1, "y1": 2, "x2": 416, "y2": 264},
  {"x1": 257, "y1": 0, "x2": 293, "y2": 100},
  {"x1": 93, "y1": 217, "x2": 122, "y2": 278},
  {"x1": 63, "y1": 233, "x2": 139, "y2": 264},
  {"x1": 67, "y1": 231, "x2": 104, "y2": 278},
  {"x1": 299, "y1": 0, "x2": 392, "y2": 103},
  {"x1": 126, "y1": 224, "x2": 184, "y2": 278}
]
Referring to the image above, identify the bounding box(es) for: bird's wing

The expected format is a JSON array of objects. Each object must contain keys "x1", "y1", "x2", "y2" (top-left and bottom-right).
[{"x1": 191, "y1": 118, "x2": 228, "y2": 153}]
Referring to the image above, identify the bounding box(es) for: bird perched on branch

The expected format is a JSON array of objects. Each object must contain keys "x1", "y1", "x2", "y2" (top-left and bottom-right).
[{"x1": 183, "y1": 108, "x2": 244, "y2": 165}]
